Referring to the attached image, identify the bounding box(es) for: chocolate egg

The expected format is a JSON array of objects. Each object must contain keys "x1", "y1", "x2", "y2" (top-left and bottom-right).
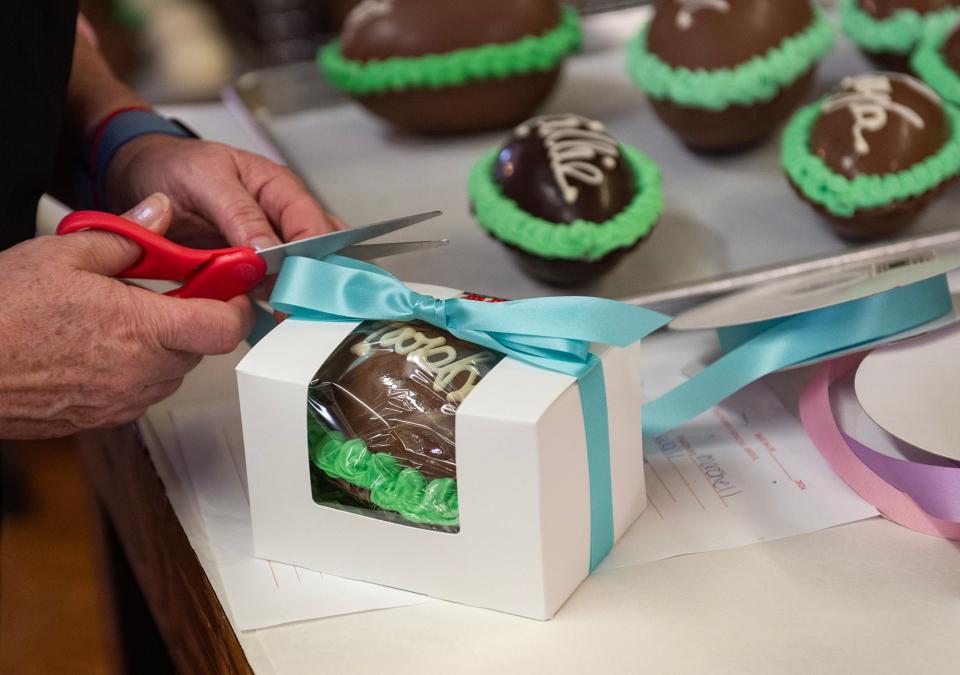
[
  {"x1": 847, "y1": 0, "x2": 960, "y2": 71},
  {"x1": 330, "y1": 0, "x2": 572, "y2": 134},
  {"x1": 308, "y1": 320, "x2": 501, "y2": 524},
  {"x1": 797, "y1": 73, "x2": 955, "y2": 239},
  {"x1": 861, "y1": 0, "x2": 959, "y2": 19},
  {"x1": 811, "y1": 73, "x2": 949, "y2": 178},
  {"x1": 945, "y1": 21, "x2": 960, "y2": 71},
  {"x1": 909, "y1": 14, "x2": 960, "y2": 104},
  {"x1": 494, "y1": 114, "x2": 635, "y2": 225},
  {"x1": 470, "y1": 114, "x2": 664, "y2": 286},
  {"x1": 483, "y1": 114, "x2": 652, "y2": 287},
  {"x1": 648, "y1": 0, "x2": 814, "y2": 70},
  {"x1": 643, "y1": 0, "x2": 822, "y2": 150}
]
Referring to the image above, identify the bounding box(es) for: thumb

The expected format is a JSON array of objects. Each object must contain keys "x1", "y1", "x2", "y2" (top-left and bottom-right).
[
  {"x1": 69, "y1": 193, "x2": 173, "y2": 275},
  {"x1": 124, "y1": 191, "x2": 173, "y2": 235}
]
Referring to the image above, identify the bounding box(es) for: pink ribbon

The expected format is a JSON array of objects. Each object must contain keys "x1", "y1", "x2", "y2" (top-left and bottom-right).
[{"x1": 798, "y1": 354, "x2": 960, "y2": 539}]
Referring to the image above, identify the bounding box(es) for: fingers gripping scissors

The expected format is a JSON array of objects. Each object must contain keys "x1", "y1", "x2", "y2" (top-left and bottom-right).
[{"x1": 56, "y1": 210, "x2": 445, "y2": 302}]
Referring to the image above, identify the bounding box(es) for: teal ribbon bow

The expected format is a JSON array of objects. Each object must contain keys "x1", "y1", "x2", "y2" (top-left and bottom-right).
[
  {"x1": 271, "y1": 255, "x2": 670, "y2": 571},
  {"x1": 642, "y1": 275, "x2": 954, "y2": 438}
]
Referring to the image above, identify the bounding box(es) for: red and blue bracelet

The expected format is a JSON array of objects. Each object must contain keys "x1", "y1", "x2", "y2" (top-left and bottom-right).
[{"x1": 82, "y1": 106, "x2": 198, "y2": 208}]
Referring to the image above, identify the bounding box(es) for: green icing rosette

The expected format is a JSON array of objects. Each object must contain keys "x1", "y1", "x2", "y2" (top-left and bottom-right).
[
  {"x1": 781, "y1": 96, "x2": 960, "y2": 218},
  {"x1": 318, "y1": 5, "x2": 582, "y2": 96},
  {"x1": 911, "y1": 14, "x2": 960, "y2": 105},
  {"x1": 626, "y1": 4, "x2": 835, "y2": 111},
  {"x1": 308, "y1": 418, "x2": 459, "y2": 527},
  {"x1": 840, "y1": 0, "x2": 960, "y2": 56},
  {"x1": 468, "y1": 144, "x2": 663, "y2": 261}
]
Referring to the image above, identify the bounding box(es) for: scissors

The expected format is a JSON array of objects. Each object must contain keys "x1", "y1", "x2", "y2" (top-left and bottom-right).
[{"x1": 56, "y1": 209, "x2": 445, "y2": 302}]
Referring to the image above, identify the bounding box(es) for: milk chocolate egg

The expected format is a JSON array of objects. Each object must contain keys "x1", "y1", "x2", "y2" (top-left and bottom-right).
[
  {"x1": 862, "y1": 0, "x2": 959, "y2": 19},
  {"x1": 629, "y1": 0, "x2": 832, "y2": 150},
  {"x1": 842, "y1": 0, "x2": 960, "y2": 72},
  {"x1": 308, "y1": 320, "x2": 502, "y2": 527},
  {"x1": 946, "y1": 22, "x2": 960, "y2": 70},
  {"x1": 320, "y1": 0, "x2": 581, "y2": 134},
  {"x1": 785, "y1": 72, "x2": 959, "y2": 240},
  {"x1": 911, "y1": 16, "x2": 960, "y2": 104},
  {"x1": 810, "y1": 73, "x2": 949, "y2": 178},
  {"x1": 648, "y1": 0, "x2": 815, "y2": 70}
]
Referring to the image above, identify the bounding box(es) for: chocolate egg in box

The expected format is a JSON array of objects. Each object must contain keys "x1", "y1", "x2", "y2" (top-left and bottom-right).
[
  {"x1": 307, "y1": 319, "x2": 502, "y2": 531},
  {"x1": 237, "y1": 285, "x2": 650, "y2": 619}
]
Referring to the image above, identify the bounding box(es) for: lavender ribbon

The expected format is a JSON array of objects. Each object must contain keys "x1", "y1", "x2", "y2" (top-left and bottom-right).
[{"x1": 843, "y1": 433, "x2": 960, "y2": 523}]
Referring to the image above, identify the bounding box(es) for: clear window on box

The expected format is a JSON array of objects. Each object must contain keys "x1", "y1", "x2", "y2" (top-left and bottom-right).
[{"x1": 306, "y1": 319, "x2": 504, "y2": 533}]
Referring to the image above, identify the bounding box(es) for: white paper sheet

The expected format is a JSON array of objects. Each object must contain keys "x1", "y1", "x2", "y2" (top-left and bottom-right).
[
  {"x1": 172, "y1": 400, "x2": 430, "y2": 630},
  {"x1": 597, "y1": 331, "x2": 879, "y2": 572}
]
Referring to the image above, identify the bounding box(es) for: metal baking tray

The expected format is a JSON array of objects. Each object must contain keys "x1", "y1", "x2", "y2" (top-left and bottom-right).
[{"x1": 222, "y1": 5, "x2": 960, "y2": 308}]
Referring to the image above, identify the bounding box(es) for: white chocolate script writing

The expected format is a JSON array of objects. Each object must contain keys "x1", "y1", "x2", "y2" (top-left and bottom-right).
[
  {"x1": 822, "y1": 74, "x2": 930, "y2": 156},
  {"x1": 515, "y1": 114, "x2": 620, "y2": 204},
  {"x1": 351, "y1": 324, "x2": 497, "y2": 404},
  {"x1": 346, "y1": 0, "x2": 394, "y2": 28},
  {"x1": 675, "y1": 0, "x2": 730, "y2": 30}
]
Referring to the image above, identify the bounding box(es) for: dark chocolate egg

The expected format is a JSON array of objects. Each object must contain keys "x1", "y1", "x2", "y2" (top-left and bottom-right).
[
  {"x1": 494, "y1": 114, "x2": 635, "y2": 224},
  {"x1": 643, "y1": 0, "x2": 821, "y2": 150},
  {"x1": 311, "y1": 321, "x2": 501, "y2": 484},
  {"x1": 859, "y1": 0, "x2": 960, "y2": 20},
  {"x1": 478, "y1": 113, "x2": 657, "y2": 287},
  {"x1": 648, "y1": 0, "x2": 814, "y2": 70},
  {"x1": 336, "y1": 0, "x2": 566, "y2": 134},
  {"x1": 810, "y1": 73, "x2": 948, "y2": 179}
]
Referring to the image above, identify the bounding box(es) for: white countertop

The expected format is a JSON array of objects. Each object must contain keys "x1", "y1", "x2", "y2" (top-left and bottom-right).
[
  {"x1": 49, "y1": 101, "x2": 958, "y2": 675},
  {"x1": 145, "y1": 346, "x2": 960, "y2": 674}
]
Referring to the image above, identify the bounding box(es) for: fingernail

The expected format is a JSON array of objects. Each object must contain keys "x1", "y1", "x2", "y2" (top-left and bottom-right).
[
  {"x1": 249, "y1": 235, "x2": 278, "y2": 251},
  {"x1": 130, "y1": 193, "x2": 169, "y2": 224}
]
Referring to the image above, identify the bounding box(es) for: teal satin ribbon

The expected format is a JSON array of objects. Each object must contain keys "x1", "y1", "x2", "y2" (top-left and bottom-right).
[
  {"x1": 642, "y1": 275, "x2": 954, "y2": 438},
  {"x1": 271, "y1": 255, "x2": 670, "y2": 570}
]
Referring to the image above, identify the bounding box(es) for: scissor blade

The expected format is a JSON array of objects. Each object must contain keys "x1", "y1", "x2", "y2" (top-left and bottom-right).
[
  {"x1": 257, "y1": 210, "x2": 442, "y2": 274},
  {"x1": 339, "y1": 239, "x2": 449, "y2": 261}
]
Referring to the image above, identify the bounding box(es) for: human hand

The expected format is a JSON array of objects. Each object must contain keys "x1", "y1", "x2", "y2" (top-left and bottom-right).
[
  {"x1": 0, "y1": 193, "x2": 254, "y2": 440},
  {"x1": 105, "y1": 135, "x2": 344, "y2": 250}
]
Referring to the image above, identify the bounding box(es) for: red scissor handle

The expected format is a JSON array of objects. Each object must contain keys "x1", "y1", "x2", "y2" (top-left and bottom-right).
[{"x1": 56, "y1": 211, "x2": 267, "y2": 302}]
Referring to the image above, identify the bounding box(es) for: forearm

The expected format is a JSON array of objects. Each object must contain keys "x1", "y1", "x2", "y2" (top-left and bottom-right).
[
  {"x1": 51, "y1": 26, "x2": 149, "y2": 207},
  {"x1": 66, "y1": 28, "x2": 147, "y2": 139}
]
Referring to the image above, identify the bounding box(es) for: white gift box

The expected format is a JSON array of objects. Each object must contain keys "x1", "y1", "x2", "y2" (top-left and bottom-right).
[{"x1": 237, "y1": 284, "x2": 647, "y2": 620}]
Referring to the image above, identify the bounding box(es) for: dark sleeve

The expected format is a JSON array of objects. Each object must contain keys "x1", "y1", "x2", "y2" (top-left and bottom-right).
[{"x1": 0, "y1": 0, "x2": 78, "y2": 250}]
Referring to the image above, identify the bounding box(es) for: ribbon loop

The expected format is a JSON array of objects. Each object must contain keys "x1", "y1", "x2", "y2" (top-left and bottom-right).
[{"x1": 271, "y1": 255, "x2": 671, "y2": 378}]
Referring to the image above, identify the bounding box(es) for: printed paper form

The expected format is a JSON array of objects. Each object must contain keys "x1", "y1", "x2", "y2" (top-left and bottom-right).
[
  {"x1": 172, "y1": 401, "x2": 429, "y2": 631},
  {"x1": 598, "y1": 331, "x2": 879, "y2": 572}
]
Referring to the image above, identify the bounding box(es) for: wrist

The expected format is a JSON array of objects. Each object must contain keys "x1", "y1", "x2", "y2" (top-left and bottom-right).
[{"x1": 84, "y1": 109, "x2": 199, "y2": 209}]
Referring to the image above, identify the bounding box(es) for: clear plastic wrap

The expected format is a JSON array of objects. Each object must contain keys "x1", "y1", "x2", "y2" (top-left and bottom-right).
[{"x1": 307, "y1": 319, "x2": 504, "y2": 532}]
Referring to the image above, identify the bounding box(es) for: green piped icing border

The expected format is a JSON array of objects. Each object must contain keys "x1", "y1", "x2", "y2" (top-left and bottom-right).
[
  {"x1": 840, "y1": 0, "x2": 960, "y2": 56},
  {"x1": 318, "y1": 5, "x2": 581, "y2": 96},
  {"x1": 911, "y1": 14, "x2": 960, "y2": 105},
  {"x1": 781, "y1": 96, "x2": 960, "y2": 218},
  {"x1": 308, "y1": 418, "x2": 459, "y2": 527},
  {"x1": 468, "y1": 144, "x2": 663, "y2": 261},
  {"x1": 625, "y1": 4, "x2": 834, "y2": 111}
]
